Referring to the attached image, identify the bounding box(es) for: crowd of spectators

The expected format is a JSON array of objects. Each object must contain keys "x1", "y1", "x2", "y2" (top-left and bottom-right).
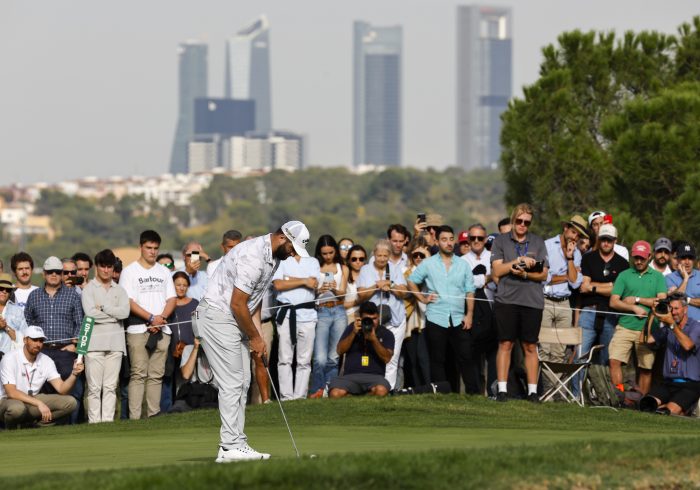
[{"x1": 2, "y1": 203, "x2": 700, "y2": 428}]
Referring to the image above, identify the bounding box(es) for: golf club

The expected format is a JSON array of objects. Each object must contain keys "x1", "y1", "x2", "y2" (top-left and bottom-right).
[{"x1": 262, "y1": 353, "x2": 301, "y2": 459}]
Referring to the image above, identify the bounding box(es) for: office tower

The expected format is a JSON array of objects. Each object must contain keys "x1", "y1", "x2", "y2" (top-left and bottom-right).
[
  {"x1": 353, "y1": 21, "x2": 402, "y2": 167},
  {"x1": 225, "y1": 15, "x2": 272, "y2": 132},
  {"x1": 456, "y1": 5, "x2": 512, "y2": 170},
  {"x1": 229, "y1": 131, "x2": 305, "y2": 171},
  {"x1": 194, "y1": 98, "x2": 256, "y2": 136},
  {"x1": 169, "y1": 40, "x2": 208, "y2": 174}
]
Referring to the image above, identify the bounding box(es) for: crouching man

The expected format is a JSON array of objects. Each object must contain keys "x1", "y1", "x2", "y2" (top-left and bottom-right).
[
  {"x1": 0, "y1": 326, "x2": 84, "y2": 428},
  {"x1": 329, "y1": 301, "x2": 394, "y2": 398},
  {"x1": 640, "y1": 292, "x2": 700, "y2": 416}
]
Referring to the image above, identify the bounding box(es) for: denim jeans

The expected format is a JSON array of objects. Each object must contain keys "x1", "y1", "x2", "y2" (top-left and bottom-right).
[
  {"x1": 311, "y1": 305, "x2": 347, "y2": 392},
  {"x1": 573, "y1": 306, "x2": 617, "y2": 397}
]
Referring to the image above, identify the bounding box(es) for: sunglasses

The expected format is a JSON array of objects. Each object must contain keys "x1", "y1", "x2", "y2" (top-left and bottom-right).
[
  {"x1": 515, "y1": 219, "x2": 531, "y2": 227},
  {"x1": 469, "y1": 236, "x2": 486, "y2": 242},
  {"x1": 339, "y1": 244, "x2": 353, "y2": 251},
  {"x1": 45, "y1": 269, "x2": 62, "y2": 275},
  {"x1": 62, "y1": 270, "x2": 77, "y2": 276},
  {"x1": 0, "y1": 287, "x2": 12, "y2": 293},
  {"x1": 412, "y1": 252, "x2": 426, "y2": 260},
  {"x1": 349, "y1": 256, "x2": 366, "y2": 263}
]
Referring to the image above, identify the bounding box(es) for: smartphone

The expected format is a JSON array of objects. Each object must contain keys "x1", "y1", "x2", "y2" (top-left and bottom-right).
[
  {"x1": 190, "y1": 251, "x2": 200, "y2": 265},
  {"x1": 417, "y1": 213, "x2": 426, "y2": 224},
  {"x1": 71, "y1": 276, "x2": 85, "y2": 286},
  {"x1": 323, "y1": 272, "x2": 333, "y2": 283}
]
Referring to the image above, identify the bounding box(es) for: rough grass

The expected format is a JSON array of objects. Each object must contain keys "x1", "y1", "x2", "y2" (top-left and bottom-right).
[{"x1": 3, "y1": 394, "x2": 700, "y2": 489}]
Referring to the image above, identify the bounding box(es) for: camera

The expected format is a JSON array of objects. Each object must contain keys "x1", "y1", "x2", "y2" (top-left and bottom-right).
[
  {"x1": 655, "y1": 298, "x2": 671, "y2": 316},
  {"x1": 361, "y1": 317, "x2": 374, "y2": 334},
  {"x1": 417, "y1": 213, "x2": 426, "y2": 224}
]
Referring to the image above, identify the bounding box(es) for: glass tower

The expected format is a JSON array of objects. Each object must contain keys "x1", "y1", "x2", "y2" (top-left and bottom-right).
[
  {"x1": 456, "y1": 5, "x2": 512, "y2": 170},
  {"x1": 169, "y1": 40, "x2": 208, "y2": 174},
  {"x1": 225, "y1": 15, "x2": 272, "y2": 132},
  {"x1": 353, "y1": 21, "x2": 402, "y2": 167}
]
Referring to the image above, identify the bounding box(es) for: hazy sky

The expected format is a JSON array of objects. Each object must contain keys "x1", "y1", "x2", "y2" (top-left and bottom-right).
[{"x1": 1, "y1": 1, "x2": 698, "y2": 185}]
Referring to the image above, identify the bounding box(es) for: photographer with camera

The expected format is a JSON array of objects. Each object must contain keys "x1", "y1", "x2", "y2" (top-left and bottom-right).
[
  {"x1": 638, "y1": 292, "x2": 700, "y2": 415},
  {"x1": 609, "y1": 241, "x2": 667, "y2": 395},
  {"x1": 328, "y1": 301, "x2": 394, "y2": 398},
  {"x1": 666, "y1": 242, "x2": 700, "y2": 322}
]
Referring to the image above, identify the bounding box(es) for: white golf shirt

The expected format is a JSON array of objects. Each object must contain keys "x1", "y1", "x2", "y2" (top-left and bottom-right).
[{"x1": 0, "y1": 349, "x2": 60, "y2": 399}]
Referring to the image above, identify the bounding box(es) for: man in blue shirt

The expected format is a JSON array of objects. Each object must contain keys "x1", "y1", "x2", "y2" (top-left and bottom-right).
[
  {"x1": 666, "y1": 242, "x2": 700, "y2": 322},
  {"x1": 640, "y1": 292, "x2": 700, "y2": 415},
  {"x1": 408, "y1": 225, "x2": 476, "y2": 393}
]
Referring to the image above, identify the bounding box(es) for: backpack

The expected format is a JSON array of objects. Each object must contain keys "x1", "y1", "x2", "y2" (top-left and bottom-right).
[{"x1": 584, "y1": 364, "x2": 620, "y2": 407}]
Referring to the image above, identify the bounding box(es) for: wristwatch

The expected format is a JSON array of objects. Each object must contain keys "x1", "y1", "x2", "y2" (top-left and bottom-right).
[
  {"x1": 669, "y1": 323, "x2": 676, "y2": 331},
  {"x1": 635, "y1": 297, "x2": 640, "y2": 305}
]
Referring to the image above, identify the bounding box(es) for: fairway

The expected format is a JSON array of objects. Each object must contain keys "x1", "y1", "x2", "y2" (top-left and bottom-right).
[{"x1": 3, "y1": 395, "x2": 700, "y2": 488}]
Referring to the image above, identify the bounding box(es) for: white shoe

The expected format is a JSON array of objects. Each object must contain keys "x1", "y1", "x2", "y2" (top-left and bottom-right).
[
  {"x1": 215, "y1": 445, "x2": 270, "y2": 463},
  {"x1": 242, "y1": 444, "x2": 271, "y2": 460}
]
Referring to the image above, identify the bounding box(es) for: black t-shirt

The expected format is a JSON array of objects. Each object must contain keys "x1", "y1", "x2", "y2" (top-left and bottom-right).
[
  {"x1": 580, "y1": 251, "x2": 629, "y2": 308},
  {"x1": 340, "y1": 323, "x2": 395, "y2": 376}
]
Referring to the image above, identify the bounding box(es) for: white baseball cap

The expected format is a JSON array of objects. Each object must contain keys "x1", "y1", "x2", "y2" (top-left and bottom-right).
[
  {"x1": 25, "y1": 326, "x2": 47, "y2": 340},
  {"x1": 598, "y1": 224, "x2": 617, "y2": 240},
  {"x1": 281, "y1": 221, "x2": 310, "y2": 258},
  {"x1": 43, "y1": 256, "x2": 63, "y2": 271}
]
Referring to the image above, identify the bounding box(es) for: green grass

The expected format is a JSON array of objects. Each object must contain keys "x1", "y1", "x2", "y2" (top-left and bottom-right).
[{"x1": 3, "y1": 395, "x2": 700, "y2": 489}]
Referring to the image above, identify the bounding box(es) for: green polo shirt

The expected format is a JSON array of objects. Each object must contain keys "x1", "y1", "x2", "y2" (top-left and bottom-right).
[{"x1": 611, "y1": 267, "x2": 667, "y2": 331}]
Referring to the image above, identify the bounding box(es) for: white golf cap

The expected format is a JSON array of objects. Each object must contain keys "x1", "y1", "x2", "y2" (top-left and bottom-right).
[
  {"x1": 25, "y1": 326, "x2": 47, "y2": 340},
  {"x1": 598, "y1": 224, "x2": 617, "y2": 240},
  {"x1": 281, "y1": 220, "x2": 310, "y2": 258},
  {"x1": 43, "y1": 256, "x2": 62, "y2": 270}
]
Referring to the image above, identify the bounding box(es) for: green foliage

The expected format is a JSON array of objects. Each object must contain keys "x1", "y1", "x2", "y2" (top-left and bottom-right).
[{"x1": 501, "y1": 17, "x2": 700, "y2": 245}]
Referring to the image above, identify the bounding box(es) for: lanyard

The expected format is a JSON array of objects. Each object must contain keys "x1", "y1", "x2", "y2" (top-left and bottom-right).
[
  {"x1": 515, "y1": 241, "x2": 529, "y2": 258},
  {"x1": 24, "y1": 363, "x2": 37, "y2": 396}
]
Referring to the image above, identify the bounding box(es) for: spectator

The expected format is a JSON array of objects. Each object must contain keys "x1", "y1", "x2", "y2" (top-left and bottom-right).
[
  {"x1": 588, "y1": 211, "x2": 629, "y2": 260},
  {"x1": 310, "y1": 235, "x2": 349, "y2": 398},
  {"x1": 651, "y1": 238, "x2": 673, "y2": 276},
  {"x1": 497, "y1": 217, "x2": 512, "y2": 234},
  {"x1": 72, "y1": 252, "x2": 92, "y2": 290},
  {"x1": 328, "y1": 302, "x2": 394, "y2": 399},
  {"x1": 80, "y1": 249, "x2": 129, "y2": 423},
  {"x1": 113, "y1": 257, "x2": 123, "y2": 283},
  {"x1": 456, "y1": 231, "x2": 470, "y2": 257},
  {"x1": 408, "y1": 225, "x2": 477, "y2": 393},
  {"x1": 0, "y1": 274, "x2": 28, "y2": 357},
  {"x1": 539, "y1": 216, "x2": 586, "y2": 388},
  {"x1": 169, "y1": 337, "x2": 217, "y2": 412},
  {"x1": 0, "y1": 326, "x2": 84, "y2": 429},
  {"x1": 383, "y1": 224, "x2": 410, "y2": 271},
  {"x1": 338, "y1": 238, "x2": 355, "y2": 264},
  {"x1": 461, "y1": 223, "x2": 498, "y2": 395},
  {"x1": 179, "y1": 241, "x2": 210, "y2": 301},
  {"x1": 207, "y1": 229, "x2": 243, "y2": 276},
  {"x1": 119, "y1": 230, "x2": 176, "y2": 419},
  {"x1": 578, "y1": 224, "x2": 629, "y2": 365},
  {"x1": 249, "y1": 288, "x2": 274, "y2": 405},
  {"x1": 24, "y1": 256, "x2": 84, "y2": 421},
  {"x1": 156, "y1": 253, "x2": 175, "y2": 271},
  {"x1": 414, "y1": 213, "x2": 443, "y2": 255},
  {"x1": 667, "y1": 242, "x2": 700, "y2": 321},
  {"x1": 343, "y1": 244, "x2": 367, "y2": 323},
  {"x1": 609, "y1": 240, "x2": 667, "y2": 395},
  {"x1": 10, "y1": 252, "x2": 37, "y2": 311},
  {"x1": 490, "y1": 203, "x2": 549, "y2": 402},
  {"x1": 356, "y1": 239, "x2": 408, "y2": 390},
  {"x1": 577, "y1": 236, "x2": 591, "y2": 255},
  {"x1": 273, "y1": 239, "x2": 320, "y2": 400},
  {"x1": 640, "y1": 292, "x2": 700, "y2": 415},
  {"x1": 402, "y1": 238, "x2": 432, "y2": 388},
  {"x1": 61, "y1": 258, "x2": 82, "y2": 290}
]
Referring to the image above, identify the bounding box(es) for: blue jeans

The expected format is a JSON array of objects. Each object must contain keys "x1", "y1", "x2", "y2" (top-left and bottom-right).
[
  {"x1": 311, "y1": 305, "x2": 347, "y2": 392},
  {"x1": 160, "y1": 376, "x2": 173, "y2": 413},
  {"x1": 573, "y1": 307, "x2": 617, "y2": 397}
]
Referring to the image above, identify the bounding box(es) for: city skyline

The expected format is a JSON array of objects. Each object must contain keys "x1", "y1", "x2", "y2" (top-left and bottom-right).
[{"x1": 2, "y1": 1, "x2": 698, "y2": 185}]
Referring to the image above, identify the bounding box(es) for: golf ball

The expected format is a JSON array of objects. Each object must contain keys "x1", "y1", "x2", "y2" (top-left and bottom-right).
[{"x1": 310, "y1": 454, "x2": 317, "y2": 459}]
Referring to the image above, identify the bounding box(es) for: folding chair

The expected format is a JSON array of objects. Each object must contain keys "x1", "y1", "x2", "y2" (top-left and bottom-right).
[{"x1": 538, "y1": 327, "x2": 603, "y2": 406}]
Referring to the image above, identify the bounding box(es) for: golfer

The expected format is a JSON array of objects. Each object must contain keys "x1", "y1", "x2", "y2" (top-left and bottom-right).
[{"x1": 197, "y1": 221, "x2": 310, "y2": 463}]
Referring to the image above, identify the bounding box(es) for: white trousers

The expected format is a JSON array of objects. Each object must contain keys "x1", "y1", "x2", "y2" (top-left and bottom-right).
[
  {"x1": 85, "y1": 351, "x2": 123, "y2": 423},
  {"x1": 197, "y1": 301, "x2": 250, "y2": 450},
  {"x1": 277, "y1": 318, "x2": 316, "y2": 400},
  {"x1": 385, "y1": 320, "x2": 406, "y2": 390}
]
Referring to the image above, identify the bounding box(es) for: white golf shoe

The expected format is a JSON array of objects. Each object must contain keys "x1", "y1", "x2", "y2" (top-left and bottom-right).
[{"x1": 215, "y1": 445, "x2": 271, "y2": 463}]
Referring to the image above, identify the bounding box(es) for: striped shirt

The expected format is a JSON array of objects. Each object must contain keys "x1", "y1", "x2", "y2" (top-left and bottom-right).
[{"x1": 24, "y1": 285, "x2": 84, "y2": 343}]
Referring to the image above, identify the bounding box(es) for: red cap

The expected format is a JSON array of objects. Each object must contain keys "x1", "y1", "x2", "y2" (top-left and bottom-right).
[
  {"x1": 631, "y1": 240, "x2": 651, "y2": 259},
  {"x1": 603, "y1": 214, "x2": 613, "y2": 224},
  {"x1": 458, "y1": 231, "x2": 469, "y2": 243}
]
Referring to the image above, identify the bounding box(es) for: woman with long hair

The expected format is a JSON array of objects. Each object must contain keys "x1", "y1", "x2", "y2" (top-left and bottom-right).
[
  {"x1": 343, "y1": 244, "x2": 368, "y2": 324},
  {"x1": 309, "y1": 235, "x2": 349, "y2": 398},
  {"x1": 402, "y1": 238, "x2": 432, "y2": 387}
]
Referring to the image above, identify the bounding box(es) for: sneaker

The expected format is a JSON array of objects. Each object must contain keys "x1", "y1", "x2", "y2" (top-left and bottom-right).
[
  {"x1": 309, "y1": 388, "x2": 324, "y2": 399},
  {"x1": 263, "y1": 399, "x2": 273, "y2": 404},
  {"x1": 496, "y1": 391, "x2": 508, "y2": 402},
  {"x1": 526, "y1": 393, "x2": 541, "y2": 404},
  {"x1": 215, "y1": 445, "x2": 270, "y2": 463}
]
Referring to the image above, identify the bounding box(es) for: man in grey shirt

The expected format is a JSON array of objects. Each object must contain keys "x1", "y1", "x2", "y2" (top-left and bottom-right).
[{"x1": 490, "y1": 203, "x2": 549, "y2": 402}]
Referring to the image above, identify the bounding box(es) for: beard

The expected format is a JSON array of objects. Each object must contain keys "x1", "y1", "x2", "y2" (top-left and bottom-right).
[{"x1": 274, "y1": 245, "x2": 293, "y2": 261}]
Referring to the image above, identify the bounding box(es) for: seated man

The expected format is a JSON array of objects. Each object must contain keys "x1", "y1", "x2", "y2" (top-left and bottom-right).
[
  {"x1": 0, "y1": 326, "x2": 84, "y2": 428},
  {"x1": 329, "y1": 301, "x2": 394, "y2": 398},
  {"x1": 640, "y1": 292, "x2": 700, "y2": 416}
]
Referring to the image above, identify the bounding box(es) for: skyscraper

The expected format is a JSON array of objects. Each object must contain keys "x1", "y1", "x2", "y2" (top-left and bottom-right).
[
  {"x1": 225, "y1": 15, "x2": 272, "y2": 132},
  {"x1": 169, "y1": 40, "x2": 208, "y2": 174},
  {"x1": 353, "y1": 21, "x2": 402, "y2": 167},
  {"x1": 456, "y1": 5, "x2": 512, "y2": 170}
]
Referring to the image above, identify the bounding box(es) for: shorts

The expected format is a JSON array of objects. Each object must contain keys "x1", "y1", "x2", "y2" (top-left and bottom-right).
[
  {"x1": 649, "y1": 380, "x2": 700, "y2": 413},
  {"x1": 494, "y1": 302, "x2": 543, "y2": 344},
  {"x1": 328, "y1": 373, "x2": 390, "y2": 395},
  {"x1": 608, "y1": 325, "x2": 655, "y2": 369}
]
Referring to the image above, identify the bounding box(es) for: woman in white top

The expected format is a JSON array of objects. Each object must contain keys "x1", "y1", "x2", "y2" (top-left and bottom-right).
[
  {"x1": 309, "y1": 235, "x2": 349, "y2": 398},
  {"x1": 402, "y1": 238, "x2": 432, "y2": 387},
  {"x1": 343, "y1": 245, "x2": 367, "y2": 323}
]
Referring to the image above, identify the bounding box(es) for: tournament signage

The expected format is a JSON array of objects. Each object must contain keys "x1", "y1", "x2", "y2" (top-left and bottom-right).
[{"x1": 76, "y1": 316, "x2": 95, "y2": 357}]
